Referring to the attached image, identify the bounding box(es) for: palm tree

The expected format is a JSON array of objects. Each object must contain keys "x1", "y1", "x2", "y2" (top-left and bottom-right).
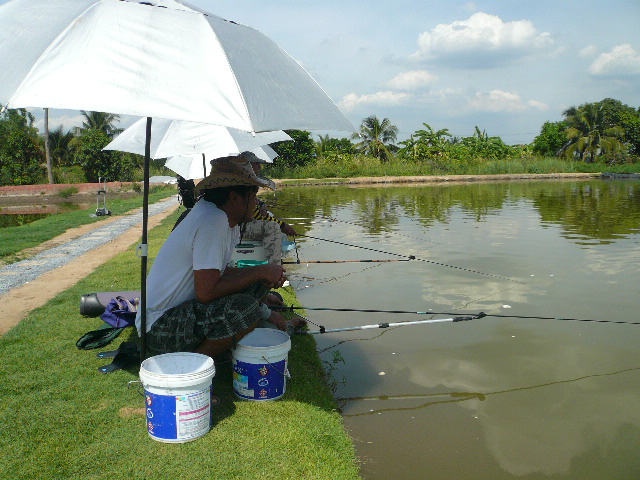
[
  {"x1": 314, "y1": 134, "x2": 333, "y2": 158},
  {"x1": 79, "y1": 110, "x2": 122, "y2": 137},
  {"x1": 562, "y1": 103, "x2": 625, "y2": 162},
  {"x1": 48, "y1": 126, "x2": 75, "y2": 167},
  {"x1": 414, "y1": 123, "x2": 451, "y2": 156},
  {"x1": 414, "y1": 124, "x2": 451, "y2": 146},
  {"x1": 352, "y1": 115, "x2": 398, "y2": 161}
]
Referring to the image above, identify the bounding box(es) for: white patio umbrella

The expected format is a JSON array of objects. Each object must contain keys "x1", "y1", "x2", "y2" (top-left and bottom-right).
[
  {"x1": 103, "y1": 117, "x2": 292, "y2": 159},
  {"x1": 0, "y1": 0, "x2": 354, "y2": 358},
  {"x1": 0, "y1": 0, "x2": 353, "y2": 133},
  {"x1": 165, "y1": 145, "x2": 278, "y2": 180}
]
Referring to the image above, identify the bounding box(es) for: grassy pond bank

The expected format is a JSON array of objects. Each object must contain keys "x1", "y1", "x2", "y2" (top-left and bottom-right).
[{"x1": 0, "y1": 206, "x2": 360, "y2": 480}]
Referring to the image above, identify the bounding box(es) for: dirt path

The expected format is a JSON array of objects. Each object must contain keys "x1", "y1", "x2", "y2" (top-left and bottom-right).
[{"x1": 0, "y1": 205, "x2": 177, "y2": 335}]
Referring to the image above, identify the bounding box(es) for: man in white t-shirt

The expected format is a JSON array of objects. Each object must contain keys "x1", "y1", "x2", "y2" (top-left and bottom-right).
[{"x1": 136, "y1": 155, "x2": 298, "y2": 358}]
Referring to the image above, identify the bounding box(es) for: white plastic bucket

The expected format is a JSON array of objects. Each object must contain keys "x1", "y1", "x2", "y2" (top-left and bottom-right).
[
  {"x1": 232, "y1": 328, "x2": 291, "y2": 401},
  {"x1": 231, "y1": 241, "x2": 266, "y2": 265},
  {"x1": 139, "y1": 352, "x2": 215, "y2": 443}
]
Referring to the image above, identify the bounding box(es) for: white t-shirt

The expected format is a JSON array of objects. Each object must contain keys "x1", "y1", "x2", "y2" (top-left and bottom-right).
[{"x1": 136, "y1": 200, "x2": 240, "y2": 334}]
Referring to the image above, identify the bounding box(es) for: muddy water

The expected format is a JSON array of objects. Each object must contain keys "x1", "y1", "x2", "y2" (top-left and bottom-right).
[{"x1": 268, "y1": 179, "x2": 640, "y2": 479}]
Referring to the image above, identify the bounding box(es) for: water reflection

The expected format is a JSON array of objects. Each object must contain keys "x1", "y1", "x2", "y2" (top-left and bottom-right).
[
  {"x1": 336, "y1": 322, "x2": 640, "y2": 476},
  {"x1": 270, "y1": 179, "x2": 640, "y2": 480},
  {"x1": 533, "y1": 181, "x2": 640, "y2": 245},
  {"x1": 269, "y1": 179, "x2": 640, "y2": 246}
]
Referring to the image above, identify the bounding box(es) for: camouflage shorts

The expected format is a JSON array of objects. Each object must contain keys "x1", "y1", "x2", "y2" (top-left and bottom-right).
[{"x1": 146, "y1": 282, "x2": 269, "y2": 355}]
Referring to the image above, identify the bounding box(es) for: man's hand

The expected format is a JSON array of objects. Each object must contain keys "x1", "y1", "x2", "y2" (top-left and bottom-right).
[
  {"x1": 280, "y1": 222, "x2": 297, "y2": 236},
  {"x1": 259, "y1": 264, "x2": 287, "y2": 289},
  {"x1": 267, "y1": 311, "x2": 287, "y2": 331}
]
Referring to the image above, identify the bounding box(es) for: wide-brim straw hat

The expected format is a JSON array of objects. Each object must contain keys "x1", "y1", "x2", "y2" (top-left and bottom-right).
[{"x1": 195, "y1": 152, "x2": 276, "y2": 196}]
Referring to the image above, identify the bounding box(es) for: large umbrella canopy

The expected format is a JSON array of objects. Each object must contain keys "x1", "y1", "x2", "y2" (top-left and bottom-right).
[
  {"x1": 0, "y1": 0, "x2": 353, "y2": 133},
  {"x1": 166, "y1": 145, "x2": 278, "y2": 180},
  {"x1": 0, "y1": 0, "x2": 353, "y2": 359},
  {"x1": 103, "y1": 117, "x2": 291, "y2": 159}
]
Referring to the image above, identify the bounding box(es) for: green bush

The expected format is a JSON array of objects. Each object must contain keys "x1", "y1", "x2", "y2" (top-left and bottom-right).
[
  {"x1": 57, "y1": 186, "x2": 79, "y2": 198},
  {"x1": 53, "y1": 166, "x2": 87, "y2": 184}
]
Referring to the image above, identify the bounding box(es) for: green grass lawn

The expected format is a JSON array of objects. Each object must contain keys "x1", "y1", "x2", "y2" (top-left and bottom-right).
[
  {"x1": 0, "y1": 209, "x2": 360, "y2": 480},
  {"x1": 0, "y1": 186, "x2": 176, "y2": 262}
]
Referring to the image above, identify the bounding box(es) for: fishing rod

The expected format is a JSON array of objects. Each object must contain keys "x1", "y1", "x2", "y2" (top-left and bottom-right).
[
  {"x1": 273, "y1": 305, "x2": 640, "y2": 328},
  {"x1": 296, "y1": 234, "x2": 524, "y2": 284},
  {"x1": 283, "y1": 257, "x2": 415, "y2": 264},
  {"x1": 297, "y1": 315, "x2": 480, "y2": 335},
  {"x1": 274, "y1": 304, "x2": 485, "y2": 334}
]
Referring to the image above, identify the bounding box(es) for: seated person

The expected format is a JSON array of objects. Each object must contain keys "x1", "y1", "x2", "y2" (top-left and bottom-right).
[
  {"x1": 230, "y1": 154, "x2": 297, "y2": 264},
  {"x1": 174, "y1": 152, "x2": 296, "y2": 265},
  {"x1": 136, "y1": 155, "x2": 302, "y2": 358}
]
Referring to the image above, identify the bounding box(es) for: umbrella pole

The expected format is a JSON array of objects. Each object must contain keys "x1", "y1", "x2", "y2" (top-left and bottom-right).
[{"x1": 139, "y1": 117, "x2": 152, "y2": 362}]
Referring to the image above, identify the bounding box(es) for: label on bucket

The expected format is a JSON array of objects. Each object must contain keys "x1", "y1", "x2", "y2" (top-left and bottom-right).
[
  {"x1": 233, "y1": 358, "x2": 287, "y2": 400},
  {"x1": 145, "y1": 386, "x2": 211, "y2": 441}
]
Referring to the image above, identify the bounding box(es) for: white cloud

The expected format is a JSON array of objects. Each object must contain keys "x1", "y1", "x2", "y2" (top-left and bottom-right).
[
  {"x1": 527, "y1": 99, "x2": 549, "y2": 111},
  {"x1": 338, "y1": 91, "x2": 412, "y2": 112},
  {"x1": 411, "y1": 12, "x2": 553, "y2": 67},
  {"x1": 579, "y1": 45, "x2": 598, "y2": 58},
  {"x1": 471, "y1": 90, "x2": 548, "y2": 112},
  {"x1": 387, "y1": 70, "x2": 438, "y2": 90},
  {"x1": 30, "y1": 110, "x2": 85, "y2": 133},
  {"x1": 589, "y1": 44, "x2": 640, "y2": 78},
  {"x1": 460, "y1": 2, "x2": 478, "y2": 14}
]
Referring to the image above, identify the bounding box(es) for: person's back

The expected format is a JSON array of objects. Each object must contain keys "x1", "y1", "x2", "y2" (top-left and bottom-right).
[
  {"x1": 135, "y1": 155, "x2": 301, "y2": 359},
  {"x1": 137, "y1": 199, "x2": 239, "y2": 335}
]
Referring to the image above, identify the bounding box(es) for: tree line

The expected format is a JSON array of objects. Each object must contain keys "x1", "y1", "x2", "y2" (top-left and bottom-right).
[
  {"x1": 0, "y1": 110, "x2": 139, "y2": 186},
  {"x1": 0, "y1": 97, "x2": 638, "y2": 186}
]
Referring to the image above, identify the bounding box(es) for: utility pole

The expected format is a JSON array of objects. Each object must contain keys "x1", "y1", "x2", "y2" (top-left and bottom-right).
[{"x1": 44, "y1": 108, "x2": 54, "y2": 184}]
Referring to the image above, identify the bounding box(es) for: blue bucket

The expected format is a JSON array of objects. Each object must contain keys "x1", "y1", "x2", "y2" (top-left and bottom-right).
[
  {"x1": 139, "y1": 352, "x2": 216, "y2": 443},
  {"x1": 232, "y1": 329, "x2": 291, "y2": 401}
]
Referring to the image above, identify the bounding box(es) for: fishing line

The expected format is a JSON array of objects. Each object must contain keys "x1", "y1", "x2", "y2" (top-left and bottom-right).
[
  {"x1": 455, "y1": 285, "x2": 522, "y2": 311},
  {"x1": 296, "y1": 234, "x2": 524, "y2": 284},
  {"x1": 484, "y1": 313, "x2": 640, "y2": 325},
  {"x1": 339, "y1": 366, "x2": 640, "y2": 417},
  {"x1": 317, "y1": 327, "x2": 396, "y2": 354},
  {"x1": 289, "y1": 262, "x2": 384, "y2": 290},
  {"x1": 269, "y1": 201, "x2": 439, "y2": 245},
  {"x1": 272, "y1": 305, "x2": 481, "y2": 317}
]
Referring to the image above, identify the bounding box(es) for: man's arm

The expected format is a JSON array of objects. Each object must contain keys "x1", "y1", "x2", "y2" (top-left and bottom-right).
[{"x1": 194, "y1": 264, "x2": 286, "y2": 303}]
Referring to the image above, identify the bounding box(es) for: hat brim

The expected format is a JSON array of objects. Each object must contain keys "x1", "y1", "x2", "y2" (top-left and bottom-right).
[{"x1": 195, "y1": 173, "x2": 276, "y2": 196}]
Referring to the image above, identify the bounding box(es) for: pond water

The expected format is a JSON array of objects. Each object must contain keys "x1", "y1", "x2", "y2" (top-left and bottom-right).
[{"x1": 267, "y1": 179, "x2": 640, "y2": 480}]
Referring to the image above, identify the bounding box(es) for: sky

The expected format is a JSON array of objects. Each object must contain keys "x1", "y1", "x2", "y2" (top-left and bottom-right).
[{"x1": 5, "y1": 0, "x2": 640, "y2": 145}]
